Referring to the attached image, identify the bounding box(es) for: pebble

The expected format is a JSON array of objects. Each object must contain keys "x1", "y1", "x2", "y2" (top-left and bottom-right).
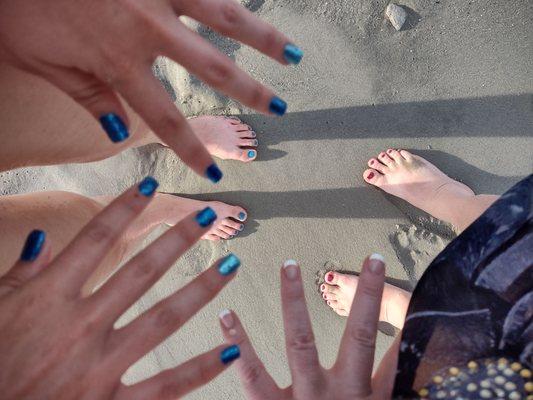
[{"x1": 385, "y1": 3, "x2": 408, "y2": 31}]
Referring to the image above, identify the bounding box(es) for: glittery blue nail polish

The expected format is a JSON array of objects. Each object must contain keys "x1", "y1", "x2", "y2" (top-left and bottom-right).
[
  {"x1": 220, "y1": 345, "x2": 240, "y2": 364},
  {"x1": 196, "y1": 207, "x2": 217, "y2": 227},
  {"x1": 206, "y1": 164, "x2": 223, "y2": 183},
  {"x1": 269, "y1": 97, "x2": 287, "y2": 116},
  {"x1": 138, "y1": 176, "x2": 159, "y2": 197},
  {"x1": 20, "y1": 230, "x2": 46, "y2": 261},
  {"x1": 218, "y1": 253, "x2": 241, "y2": 276},
  {"x1": 247, "y1": 150, "x2": 256, "y2": 159},
  {"x1": 99, "y1": 113, "x2": 129, "y2": 143},
  {"x1": 283, "y1": 43, "x2": 303, "y2": 65},
  {"x1": 238, "y1": 212, "x2": 247, "y2": 221}
]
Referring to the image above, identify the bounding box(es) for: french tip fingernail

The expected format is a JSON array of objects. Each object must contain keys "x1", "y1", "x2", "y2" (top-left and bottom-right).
[
  {"x1": 218, "y1": 253, "x2": 241, "y2": 276},
  {"x1": 219, "y1": 309, "x2": 235, "y2": 329},
  {"x1": 138, "y1": 176, "x2": 159, "y2": 197},
  {"x1": 99, "y1": 113, "x2": 129, "y2": 143},
  {"x1": 220, "y1": 345, "x2": 240, "y2": 364},
  {"x1": 369, "y1": 253, "x2": 385, "y2": 273},
  {"x1": 196, "y1": 207, "x2": 217, "y2": 227},
  {"x1": 20, "y1": 230, "x2": 46, "y2": 261},
  {"x1": 269, "y1": 96, "x2": 287, "y2": 116},
  {"x1": 370, "y1": 253, "x2": 385, "y2": 262},
  {"x1": 283, "y1": 259, "x2": 298, "y2": 268},
  {"x1": 283, "y1": 260, "x2": 299, "y2": 280},
  {"x1": 283, "y1": 43, "x2": 304, "y2": 65},
  {"x1": 206, "y1": 163, "x2": 223, "y2": 183}
]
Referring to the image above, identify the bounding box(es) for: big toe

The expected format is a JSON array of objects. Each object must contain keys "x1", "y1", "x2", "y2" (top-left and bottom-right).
[{"x1": 363, "y1": 169, "x2": 386, "y2": 187}]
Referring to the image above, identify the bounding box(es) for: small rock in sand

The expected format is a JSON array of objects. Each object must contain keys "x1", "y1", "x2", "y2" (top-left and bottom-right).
[{"x1": 385, "y1": 3, "x2": 408, "y2": 31}]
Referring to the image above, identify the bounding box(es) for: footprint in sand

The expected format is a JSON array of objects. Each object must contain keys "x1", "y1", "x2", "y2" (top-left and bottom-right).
[{"x1": 178, "y1": 241, "x2": 227, "y2": 277}]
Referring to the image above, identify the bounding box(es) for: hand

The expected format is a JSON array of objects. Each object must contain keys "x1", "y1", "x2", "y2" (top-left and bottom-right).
[
  {"x1": 0, "y1": 0, "x2": 301, "y2": 181},
  {"x1": 219, "y1": 257, "x2": 396, "y2": 400},
  {"x1": 0, "y1": 177, "x2": 243, "y2": 400}
]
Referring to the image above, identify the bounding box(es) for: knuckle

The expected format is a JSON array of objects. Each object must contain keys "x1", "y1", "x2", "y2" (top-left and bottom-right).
[
  {"x1": 247, "y1": 84, "x2": 265, "y2": 109},
  {"x1": 350, "y1": 327, "x2": 377, "y2": 350},
  {"x1": 158, "y1": 111, "x2": 185, "y2": 134},
  {"x1": 219, "y1": 1, "x2": 242, "y2": 34},
  {"x1": 287, "y1": 331, "x2": 316, "y2": 352},
  {"x1": 131, "y1": 252, "x2": 155, "y2": 280},
  {"x1": 261, "y1": 27, "x2": 280, "y2": 52},
  {"x1": 85, "y1": 221, "x2": 113, "y2": 244},
  {"x1": 197, "y1": 272, "x2": 221, "y2": 294},
  {"x1": 0, "y1": 273, "x2": 25, "y2": 291},
  {"x1": 240, "y1": 362, "x2": 264, "y2": 384},
  {"x1": 154, "y1": 307, "x2": 183, "y2": 330},
  {"x1": 204, "y1": 60, "x2": 234, "y2": 88}
]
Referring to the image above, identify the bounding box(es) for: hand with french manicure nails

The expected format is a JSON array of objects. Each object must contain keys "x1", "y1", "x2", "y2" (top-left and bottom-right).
[
  {"x1": 0, "y1": 177, "x2": 243, "y2": 400},
  {"x1": 218, "y1": 256, "x2": 396, "y2": 400},
  {"x1": 0, "y1": 0, "x2": 302, "y2": 182}
]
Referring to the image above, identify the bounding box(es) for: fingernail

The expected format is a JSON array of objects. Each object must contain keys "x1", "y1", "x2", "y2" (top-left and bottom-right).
[
  {"x1": 367, "y1": 172, "x2": 375, "y2": 179},
  {"x1": 368, "y1": 253, "x2": 385, "y2": 274},
  {"x1": 238, "y1": 212, "x2": 247, "y2": 221},
  {"x1": 247, "y1": 150, "x2": 256, "y2": 159},
  {"x1": 284, "y1": 43, "x2": 304, "y2": 65},
  {"x1": 239, "y1": 224, "x2": 244, "y2": 231},
  {"x1": 218, "y1": 253, "x2": 241, "y2": 276},
  {"x1": 220, "y1": 345, "x2": 240, "y2": 364},
  {"x1": 252, "y1": 139, "x2": 259, "y2": 146},
  {"x1": 206, "y1": 163, "x2": 223, "y2": 183},
  {"x1": 326, "y1": 272, "x2": 333, "y2": 282},
  {"x1": 283, "y1": 259, "x2": 299, "y2": 280},
  {"x1": 138, "y1": 176, "x2": 159, "y2": 197},
  {"x1": 20, "y1": 230, "x2": 46, "y2": 261},
  {"x1": 196, "y1": 207, "x2": 217, "y2": 227},
  {"x1": 269, "y1": 97, "x2": 287, "y2": 116},
  {"x1": 99, "y1": 113, "x2": 129, "y2": 143},
  {"x1": 219, "y1": 309, "x2": 234, "y2": 329}
]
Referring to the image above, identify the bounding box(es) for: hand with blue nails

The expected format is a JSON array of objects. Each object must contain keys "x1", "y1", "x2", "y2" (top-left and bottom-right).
[
  {"x1": 0, "y1": 178, "x2": 242, "y2": 400},
  {"x1": 0, "y1": 0, "x2": 301, "y2": 181},
  {"x1": 218, "y1": 257, "x2": 398, "y2": 400}
]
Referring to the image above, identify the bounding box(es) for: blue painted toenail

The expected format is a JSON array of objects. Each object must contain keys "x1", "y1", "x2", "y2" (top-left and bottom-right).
[{"x1": 248, "y1": 150, "x2": 256, "y2": 159}]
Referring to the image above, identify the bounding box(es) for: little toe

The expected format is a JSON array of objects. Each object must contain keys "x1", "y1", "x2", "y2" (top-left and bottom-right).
[
  {"x1": 239, "y1": 139, "x2": 258, "y2": 148},
  {"x1": 387, "y1": 149, "x2": 403, "y2": 163},
  {"x1": 326, "y1": 300, "x2": 338, "y2": 309},
  {"x1": 378, "y1": 152, "x2": 395, "y2": 166},
  {"x1": 218, "y1": 224, "x2": 238, "y2": 236},
  {"x1": 363, "y1": 169, "x2": 386, "y2": 187},
  {"x1": 368, "y1": 158, "x2": 388, "y2": 173},
  {"x1": 399, "y1": 149, "x2": 414, "y2": 161}
]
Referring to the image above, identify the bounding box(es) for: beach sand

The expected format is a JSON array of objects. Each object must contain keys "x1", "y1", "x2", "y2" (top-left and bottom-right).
[{"x1": 1, "y1": 0, "x2": 532, "y2": 398}]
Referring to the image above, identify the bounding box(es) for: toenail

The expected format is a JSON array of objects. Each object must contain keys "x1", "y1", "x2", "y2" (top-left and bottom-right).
[
  {"x1": 253, "y1": 139, "x2": 258, "y2": 146},
  {"x1": 320, "y1": 284, "x2": 325, "y2": 291},
  {"x1": 239, "y1": 224, "x2": 244, "y2": 231},
  {"x1": 247, "y1": 150, "x2": 256, "y2": 159},
  {"x1": 370, "y1": 160, "x2": 375, "y2": 165},
  {"x1": 367, "y1": 172, "x2": 375, "y2": 179},
  {"x1": 326, "y1": 273, "x2": 333, "y2": 282},
  {"x1": 238, "y1": 212, "x2": 247, "y2": 221},
  {"x1": 387, "y1": 149, "x2": 393, "y2": 154},
  {"x1": 323, "y1": 294, "x2": 327, "y2": 299},
  {"x1": 327, "y1": 301, "x2": 331, "y2": 305},
  {"x1": 250, "y1": 131, "x2": 256, "y2": 137}
]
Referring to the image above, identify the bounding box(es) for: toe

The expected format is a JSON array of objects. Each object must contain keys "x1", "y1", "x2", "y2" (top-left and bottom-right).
[
  {"x1": 231, "y1": 207, "x2": 247, "y2": 222},
  {"x1": 368, "y1": 158, "x2": 388, "y2": 173},
  {"x1": 322, "y1": 283, "x2": 339, "y2": 296},
  {"x1": 218, "y1": 224, "x2": 238, "y2": 236},
  {"x1": 213, "y1": 228, "x2": 232, "y2": 240},
  {"x1": 324, "y1": 271, "x2": 348, "y2": 286},
  {"x1": 363, "y1": 169, "x2": 386, "y2": 187},
  {"x1": 335, "y1": 308, "x2": 349, "y2": 317},
  {"x1": 223, "y1": 218, "x2": 244, "y2": 231},
  {"x1": 326, "y1": 300, "x2": 338, "y2": 309},
  {"x1": 378, "y1": 152, "x2": 395, "y2": 166},
  {"x1": 399, "y1": 149, "x2": 414, "y2": 161},
  {"x1": 235, "y1": 124, "x2": 252, "y2": 132},
  {"x1": 239, "y1": 130, "x2": 256, "y2": 139},
  {"x1": 243, "y1": 149, "x2": 257, "y2": 161},
  {"x1": 203, "y1": 233, "x2": 222, "y2": 241},
  {"x1": 387, "y1": 149, "x2": 403, "y2": 163},
  {"x1": 226, "y1": 116, "x2": 242, "y2": 124},
  {"x1": 238, "y1": 139, "x2": 258, "y2": 147}
]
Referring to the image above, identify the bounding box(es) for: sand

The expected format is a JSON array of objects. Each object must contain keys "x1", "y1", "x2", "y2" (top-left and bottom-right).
[{"x1": 1, "y1": 0, "x2": 532, "y2": 398}]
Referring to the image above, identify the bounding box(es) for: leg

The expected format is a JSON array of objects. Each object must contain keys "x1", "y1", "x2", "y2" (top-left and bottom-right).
[
  {"x1": 362, "y1": 149, "x2": 498, "y2": 232},
  {"x1": 0, "y1": 192, "x2": 247, "y2": 293},
  {"x1": 0, "y1": 64, "x2": 257, "y2": 172},
  {"x1": 320, "y1": 271, "x2": 410, "y2": 329}
]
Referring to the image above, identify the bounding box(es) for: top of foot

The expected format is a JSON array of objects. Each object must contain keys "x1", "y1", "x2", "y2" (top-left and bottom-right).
[
  {"x1": 189, "y1": 116, "x2": 258, "y2": 163},
  {"x1": 362, "y1": 149, "x2": 474, "y2": 222}
]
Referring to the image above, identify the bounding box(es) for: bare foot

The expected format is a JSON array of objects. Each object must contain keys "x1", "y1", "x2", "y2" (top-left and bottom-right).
[
  {"x1": 188, "y1": 116, "x2": 258, "y2": 162},
  {"x1": 362, "y1": 149, "x2": 478, "y2": 230},
  {"x1": 200, "y1": 201, "x2": 248, "y2": 242},
  {"x1": 320, "y1": 270, "x2": 410, "y2": 329}
]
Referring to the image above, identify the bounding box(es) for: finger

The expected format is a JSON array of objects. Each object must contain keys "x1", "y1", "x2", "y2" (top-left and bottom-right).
[
  {"x1": 175, "y1": 0, "x2": 302, "y2": 66},
  {"x1": 39, "y1": 65, "x2": 131, "y2": 143},
  {"x1": 218, "y1": 310, "x2": 283, "y2": 400},
  {"x1": 336, "y1": 254, "x2": 385, "y2": 396},
  {"x1": 0, "y1": 230, "x2": 51, "y2": 296},
  {"x1": 280, "y1": 260, "x2": 323, "y2": 392},
  {"x1": 372, "y1": 335, "x2": 401, "y2": 400},
  {"x1": 114, "y1": 67, "x2": 223, "y2": 182},
  {"x1": 114, "y1": 344, "x2": 240, "y2": 400},
  {"x1": 106, "y1": 253, "x2": 241, "y2": 367},
  {"x1": 162, "y1": 23, "x2": 287, "y2": 116},
  {"x1": 90, "y1": 207, "x2": 218, "y2": 321},
  {"x1": 48, "y1": 177, "x2": 159, "y2": 296}
]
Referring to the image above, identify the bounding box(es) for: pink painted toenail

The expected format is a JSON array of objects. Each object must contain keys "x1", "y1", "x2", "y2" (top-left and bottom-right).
[
  {"x1": 387, "y1": 149, "x2": 393, "y2": 154},
  {"x1": 323, "y1": 294, "x2": 327, "y2": 299},
  {"x1": 326, "y1": 273, "x2": 333, "y2": 282},
  {"x1": 367, "y1": 172, "x2": 375, "y2": 179},
  {"x1": 370, "y1": 160, "x2": 375, "y2": 165},
  {"x1": 327, "y1": 301, "x2": 331, "y2": 305},
  {"x1": 320, "y1": 284, "x2": 325, "y2": 291}
]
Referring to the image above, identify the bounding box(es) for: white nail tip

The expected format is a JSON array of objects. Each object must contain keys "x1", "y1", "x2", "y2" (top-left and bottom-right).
[
  {"x1": 218, "y1": 309, "x2": 231, "y2": 319},
  {"x1": 283, "y1": 259, "x2": 298, "y2": 268},
  {"x1": 369, "y1": 253, "x2": 385, "y2": 262}
]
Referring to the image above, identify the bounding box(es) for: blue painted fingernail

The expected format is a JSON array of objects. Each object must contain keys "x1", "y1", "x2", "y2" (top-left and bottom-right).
[
  {"x1": 206, "y1": 164, "x2": 223, "y2": 183},
  {"x1": 138, "y1": 176, "x2": 159, "y2": 197},
  {"x1": 218, "y1": 253, "x2": 241, "y2": 276},
  {"x1": 269, "y1": 97, "x2": 287, "y2": 116},
  {"x1": 247, "y1": 150, "x2": 256, "y2": 159},
  {"x1": 283, "y1": 43, "x2": 303, "y2": 65},
  {"x1": 99, "y1": 113, "x2": 129, "y2": 143},
  {"x1": 238, "y1": 212, "x2": 247, "y2": 221},
  {"x1": 220, "y1": 345, "x2": 240, "y2": 364},
  {"x1": 196, "y1": 207, "x2": 217, "y2": 227},
  {"x1": 20, "y1": 230, "x2": 46, "y2": 261}
]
